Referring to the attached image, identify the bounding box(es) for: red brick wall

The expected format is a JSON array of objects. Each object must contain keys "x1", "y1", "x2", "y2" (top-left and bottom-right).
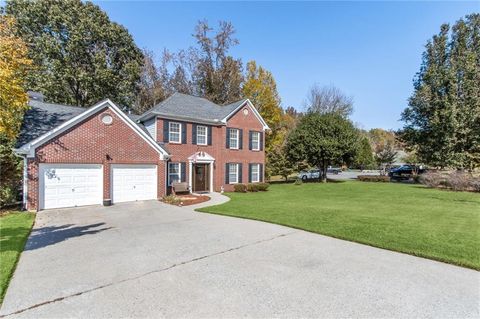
[
  {"x1": 27, "y1": 106, "x2": 165, "y2": 210},
  {"x1": 157, "y1": 103, "x2": 265, "y2": 192}
]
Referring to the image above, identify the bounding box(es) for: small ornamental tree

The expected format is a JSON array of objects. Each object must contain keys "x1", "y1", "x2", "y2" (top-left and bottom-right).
[
  {"x1": 354, "y1": 136, "x2": 375, "y2": 170},
  {"x1": 285, "y1": 113, "x2": 358, "y2": 182},
  {"x1": 268, "y1": 146, "x2": 295, "y2": 182}
]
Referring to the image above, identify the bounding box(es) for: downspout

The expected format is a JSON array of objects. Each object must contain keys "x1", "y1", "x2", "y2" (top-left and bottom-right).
[
  {"x1": 22, "y1": 156, "x2": 28, "y2": 210},
  {"x1": 14, "y1": 153, "x2": 28, "y2": 211}
]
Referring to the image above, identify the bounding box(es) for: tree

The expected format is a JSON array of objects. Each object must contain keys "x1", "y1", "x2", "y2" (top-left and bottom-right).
[
  {"x1": 375, "y1": 143, "x2": 398, "y2": 175},
  {"x1": 305, "y1": 84, "x2": 353, "y2": 118},
  {"x1": 285, "y1": 113, "x2": 358, "y2": 182},
  {"x1": 134, "y1": 20, "x2": 243, "y2": 111},
  {"x1": 368, "y1": 128, "x2": 397, "y2": 151},
  {"x1": 242, "y1": 61, "x2": 283, "y2": 152},
  {"x1": 0, "y1": 16, "x2": 31, "y2": 206},
  {"x1": 267, "y1": 146, "x2": 295, "y2": 182},
  {"x1": 0, "y1": 15, "x2": 31, "y2": 139},
  {"x1": 354, "y1": 136, "x2": 375, "y2": 170},
  {"x1": 134, "y1": 49, "x2": 169, "y2": 114},
  {"x1": 191, "y1": 20, "x2": 243, "y2": 104},
  {"x1": 5, "y1": 0, "x2": 144, "y2": 107},
  {"x1": 401, "y1": 14, "x2": 480, "y2": 170}
]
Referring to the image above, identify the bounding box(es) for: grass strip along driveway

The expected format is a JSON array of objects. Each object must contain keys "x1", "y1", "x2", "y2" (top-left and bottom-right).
[
  {"x1": 198, "y1": 182, "x2": 480, "y2": 270},
  {"x1": 0, "y1": 212, "x2": 35, "y2": 304}
]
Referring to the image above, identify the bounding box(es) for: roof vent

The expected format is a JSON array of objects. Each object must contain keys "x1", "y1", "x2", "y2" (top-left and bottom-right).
[{"x1": 27, "y1": 91, "x2": 44, "y2": 102}]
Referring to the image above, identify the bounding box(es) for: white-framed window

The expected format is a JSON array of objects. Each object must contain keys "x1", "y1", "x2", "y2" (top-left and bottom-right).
[
  {"x1": 251, "y1": 164, "x2": 260, "y2": 182},
  {"x1": 229, "y1": 163, "x2": 239, "y2": 184},
  {"x1": 168, "y1": 162, "x2": 181, "y2": 185},
  {"x1": 197, "y1": 125, "x2": 207, "y2": 145},
  {"x1": 169, "y1": 122, "x2": 181, "y2": 143},
  {"x1": 251, "y1": 132, "x2": 260, "y2": 151},
  {"x1": 229, "y1": 128, "x2": 239, "y2": 149}
]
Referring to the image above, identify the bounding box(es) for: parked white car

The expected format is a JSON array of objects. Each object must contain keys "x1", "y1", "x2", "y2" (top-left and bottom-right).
[{"x1": 298, "y1": 169, "x2": 321, "y2": 181}]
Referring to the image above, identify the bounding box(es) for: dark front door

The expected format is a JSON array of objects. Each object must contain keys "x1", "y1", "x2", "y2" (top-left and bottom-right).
[{"x1": 193, "y1": 164, "x2": 209, "y2": 192}]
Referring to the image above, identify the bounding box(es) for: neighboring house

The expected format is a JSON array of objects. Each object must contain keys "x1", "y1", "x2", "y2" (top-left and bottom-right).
[{"x1": 15, "y1": 92, "x2": 269, "y2": 211}]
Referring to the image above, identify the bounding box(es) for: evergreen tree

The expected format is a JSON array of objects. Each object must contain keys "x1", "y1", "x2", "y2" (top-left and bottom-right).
[{"x1": 401, "y1": 14, "x2": 480, "y2": 170}]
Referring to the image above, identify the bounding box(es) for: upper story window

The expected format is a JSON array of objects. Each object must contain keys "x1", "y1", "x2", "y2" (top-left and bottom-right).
[
  {"x1": 197, "y1": 125, "x2": 207, "y2": 145},
  {"x1": 251, "y1": 132, "x2": 260, "y2": 151},
  {"x1": 229, "y1": 128, "x2": 239, "y2": 149},
  {"x1": 169, "y1": 122, "x2": 181, "y2": 143}
]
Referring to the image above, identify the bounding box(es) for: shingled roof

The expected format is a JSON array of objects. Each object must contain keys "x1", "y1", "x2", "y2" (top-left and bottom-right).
[
  {"x1": 138, "y1": 93, "x2": 248, "y2": 124},
  {"x1": 16, "y1": 100, "x2": 86, "y2": 148},
  {"x1": 16, "y1": 99, "x2": 157, "y2": 149}
]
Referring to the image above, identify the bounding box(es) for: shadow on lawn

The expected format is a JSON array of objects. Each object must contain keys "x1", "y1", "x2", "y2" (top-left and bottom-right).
[{"x1": 0, "y1": 223, "x2": 112, "y2": 252}]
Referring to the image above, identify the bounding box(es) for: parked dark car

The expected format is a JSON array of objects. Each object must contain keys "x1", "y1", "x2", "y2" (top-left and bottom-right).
[
  {"x1": 327, "y1": 166, "x2": 342, "y2": 174},
  {"x1": 388, "y1": 165, "x2": 426, "y2": 181}
]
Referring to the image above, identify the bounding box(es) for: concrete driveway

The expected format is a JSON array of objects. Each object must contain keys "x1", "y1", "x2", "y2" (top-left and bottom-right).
[{"x1": 1, "y1": 195, "x2": 479, "y2": 318}]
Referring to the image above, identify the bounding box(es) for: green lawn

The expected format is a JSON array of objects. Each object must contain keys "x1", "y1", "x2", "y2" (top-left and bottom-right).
[
  {"x1": 0, "y1": 212, "x2": 35, "y2": 304},
  {"x1": 198, "y1": 182, "x2": 480, "y2": 270}
]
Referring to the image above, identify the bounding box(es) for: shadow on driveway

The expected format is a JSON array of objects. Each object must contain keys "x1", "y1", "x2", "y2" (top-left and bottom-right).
[{"x1": 19, "y1": 223, "x2": 112, "y2": 251}]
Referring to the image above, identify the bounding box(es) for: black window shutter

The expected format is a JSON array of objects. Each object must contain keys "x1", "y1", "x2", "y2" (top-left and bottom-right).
[
  {"x1": 192, "y1": 124, "x2": 197, "y2": 145},
  {"x1": 260, "y1": 132, "x2": 264, "y2": 151},
  {"x1": 226, "y1": 128, "x2": 230, "y2": 148},
  {"x1": 182, "y1": 123, "x2": 187, "y2": 144},
  {"x1": 225, "y1": 163, "x2": 230, "y2": 184},
  {"x1": 207, "y1": 126, "x2": 212, "y2": 145},
  {"x1": 260, "y1": 164, "x2": 264, "y2": 182},
  {"x1": 167, "y1": 162, "x2": 171, "y2": 186},
  {"x1": 249, "y1": 131, "x2": 253, "y2": 150},
  {"x1": 248, "y1": 164, "x2": 252, "y2": 183},
  {"x1": 238, "y1": 163, "x2": 243, "y2": 183},
  {"x1": 239, "y1": 129, "x2": 243, "y2": 149},
  {"x1": 163, "y1": 120, "x2": 169, "y2": 143},
  {"x1": 181, "y1": 162, "x2": 186, "y2": 182}
]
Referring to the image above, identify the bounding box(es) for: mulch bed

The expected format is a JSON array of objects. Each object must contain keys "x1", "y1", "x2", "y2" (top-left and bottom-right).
[{"x1": 175, "y1": 195, "x2": 210, "y2": 206}]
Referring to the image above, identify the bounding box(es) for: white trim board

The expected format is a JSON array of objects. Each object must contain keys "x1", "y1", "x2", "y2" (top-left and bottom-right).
[{"x1": 221, "y1": 99, "x2": 270, "y2": 131}]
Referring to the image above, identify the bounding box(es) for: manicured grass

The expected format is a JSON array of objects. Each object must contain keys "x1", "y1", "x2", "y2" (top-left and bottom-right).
[
  {"x1": 198, "y1": 182, "x2": 480, "y2": 270},
  {"x1": 0, "y1": 212, "x2": 35, "y2": 304}
]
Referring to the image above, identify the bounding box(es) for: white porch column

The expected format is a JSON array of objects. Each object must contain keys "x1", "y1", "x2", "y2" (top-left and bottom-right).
[
  {"x1": 209, "y1": 162, "x2": 214, "y2": 192},
  {"x1": 188, "y1": 161, "x2": 193, "y2": 192}
]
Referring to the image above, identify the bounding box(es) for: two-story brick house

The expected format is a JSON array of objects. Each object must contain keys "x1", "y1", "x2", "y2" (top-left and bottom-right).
[{"x1": 15, "y1": 92, "x2": 269, "y2": 211}]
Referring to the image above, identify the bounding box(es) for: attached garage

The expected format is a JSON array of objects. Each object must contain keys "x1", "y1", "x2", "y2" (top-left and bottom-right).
[
  {"x1": 16, "y1": 99, "x2": 169, "y2": 211},
  {"x1": 39, "y1": 164, "x2": 103, "y2": 210},
  {"x1": 111, "y1": 165, "x2": 157, "y2": 203}
]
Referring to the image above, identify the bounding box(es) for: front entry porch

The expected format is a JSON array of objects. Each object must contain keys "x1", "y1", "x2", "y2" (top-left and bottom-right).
[{"x1": 188, "y1": 151, "x2": 214, "y2": 193}]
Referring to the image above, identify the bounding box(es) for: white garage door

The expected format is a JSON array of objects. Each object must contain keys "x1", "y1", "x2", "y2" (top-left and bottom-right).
[
  {"x1": 40, "y1": 164, "x2": 103, "y2": 210},
  {"x1": 111, "y1": 165, "x2": 157, "y2": 203}
]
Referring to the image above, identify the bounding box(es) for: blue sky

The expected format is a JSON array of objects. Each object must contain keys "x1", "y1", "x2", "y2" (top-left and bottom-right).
[{"x1": 95, "y1": 1, "x2": 478, "y2": 130}]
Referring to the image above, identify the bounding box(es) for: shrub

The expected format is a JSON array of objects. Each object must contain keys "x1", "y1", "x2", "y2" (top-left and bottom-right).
[
  {"x1": 256, "y1": 183, "x2": 270, "y2": 191},
  {"x1": 445, "y1": 171, "x2": 472, "y2": 191},
  {"x1": 470, "y1": 179, "x2": 480, "y2": 193},
  {"x1": 247, "y1": 183, "x2": 259, "y2": 192},
  {"x1": 420, "y1": 171, "x2": 480, "y2": 192},
  {"x1": 357, "y1": 175, "x2": 390, "y2": 182},
  {"x1": 162, "y1": 194, "x2": 182, "y2": 205},
  {"x1": 0, "y1": 186, "x2": 18, "y2": 208},
  {"x1": 419, "y1": 171, "x2": 445, "y2": 188},
  {"x1": 234, "y1": 183, "x2": 247, "y2": 192},
  {"x1": 293, "y1": 178, "x2": 303, "y2": 186}
]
